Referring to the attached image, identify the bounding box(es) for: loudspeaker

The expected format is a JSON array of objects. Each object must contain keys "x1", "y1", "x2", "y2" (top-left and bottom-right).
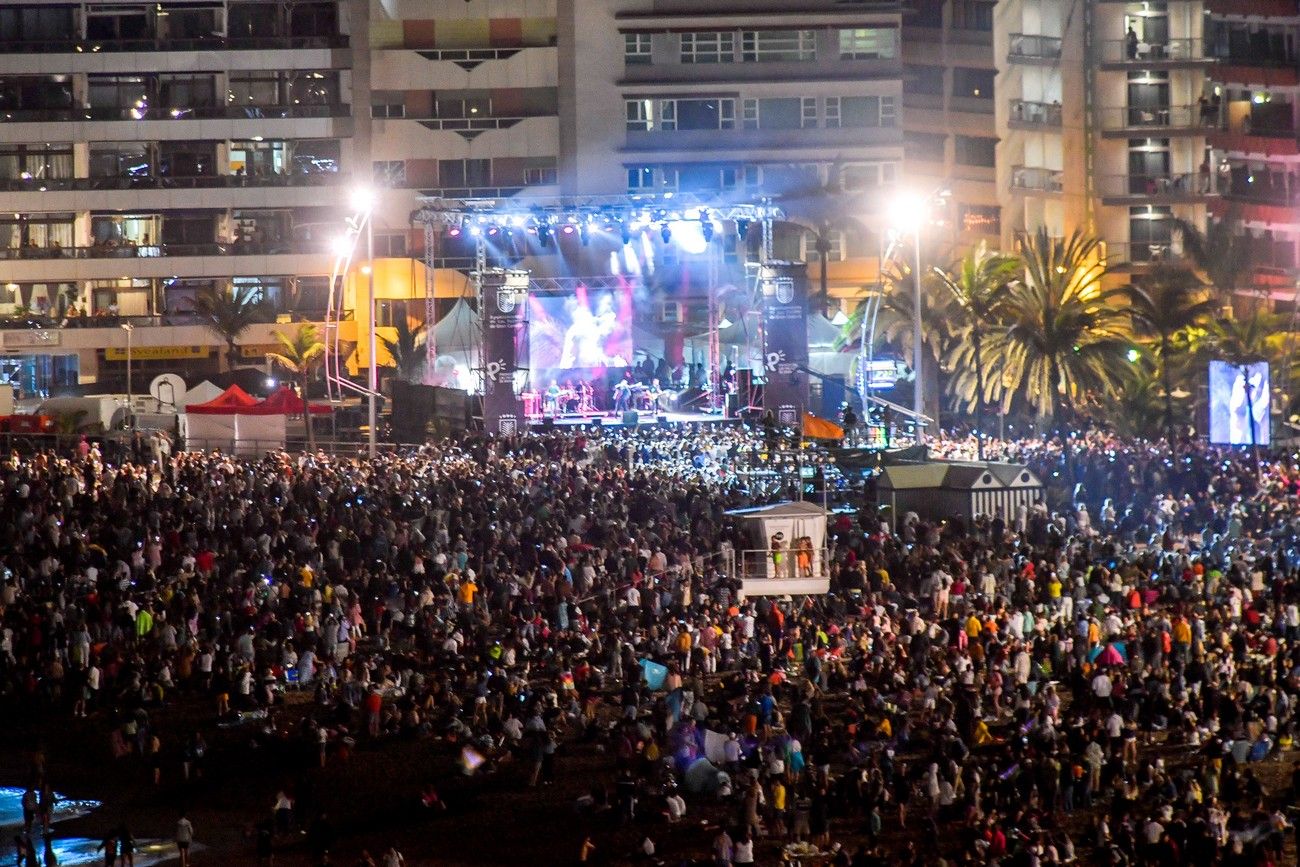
[{"x1": 622, "y1": 410, "x2": 639, "y2": 426}]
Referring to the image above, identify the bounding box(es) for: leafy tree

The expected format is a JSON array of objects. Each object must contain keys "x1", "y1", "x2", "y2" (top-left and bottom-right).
[
  {"x1": 1123, "y1": 264, "x2": 1215, "y2": 445},
  {"x1": 193, "y1": 285, "x2": 269, "y2": 369},
  {"x1": 379, "y1": 317, "x2": 427, "y2": 384},
  {"x1": 983, "y1": 229, "x2": 1132, "y2": 424},
  {"x1": 934, "y1": 242, "x2": 1020, "y2": 457},
  {"x1": 1172, "y1": 214, "x2": 1259, "y2": 303},
  {"x1": 269, "y1": 323, "x2": 326, "y2": 450}
]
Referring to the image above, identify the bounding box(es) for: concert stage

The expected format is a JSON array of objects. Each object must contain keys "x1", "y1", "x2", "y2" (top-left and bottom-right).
[{"x1": 532, "y1": 409, "x2": 734, "y2": 428}]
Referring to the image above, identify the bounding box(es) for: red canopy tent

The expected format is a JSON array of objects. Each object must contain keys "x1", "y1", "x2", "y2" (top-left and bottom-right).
[
  {"x1": 184, "y1": 384, "x2": 259, "y2": 414},
  {"x1": 246, "y1": 385, "x2": 332, "y2": 415}
]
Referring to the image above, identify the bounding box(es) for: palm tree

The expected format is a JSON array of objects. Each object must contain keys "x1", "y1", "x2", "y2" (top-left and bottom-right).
[
  {"x1": 780, "y1": 163, "x2": 869, "y2": 314},
  {"x1": 871, "y1": 260, "x2": 956, "y2": 426},
  {"x1": 1108, "y1": 364, "x2": 1167, "y2": 440},
  {"x1": 193, "y1": 284, "x2": 268, "y2": 370},
  {"x1": 1172, "y1": 214, "x2": 1258, "y2": 304},
  {"x1": 269, "y1": 323, "x2": 326, "y2": 450},
  {"x1": 985, "y1": 229, "x2": 1132, "y2": 425},
  {"x1": 1123, "y1": 264, "x2": 1215, "y2": 445},
  {"x1": 1206, "y1": 311, "x2": 1280, "y2": 460},
  {"x1": 934, "y1": 242, "x2": 1020, "y2": 458},
  {"x1": 379, "y1": 317, "x2": 427, "y2": 383}
]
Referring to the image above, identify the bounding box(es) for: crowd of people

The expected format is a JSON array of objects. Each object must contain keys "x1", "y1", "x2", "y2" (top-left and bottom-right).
[{"x1": 1, "y1": 423, "x2": 1300, "y2": 865}]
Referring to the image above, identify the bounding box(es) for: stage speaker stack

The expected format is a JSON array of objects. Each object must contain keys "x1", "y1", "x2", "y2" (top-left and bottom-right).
[
  {"x1": 622, "y1": 410, "x2": 639, "y2": 426},
  {"x1": 392, "y1": 382, "x2": 470, "y2": 441}
]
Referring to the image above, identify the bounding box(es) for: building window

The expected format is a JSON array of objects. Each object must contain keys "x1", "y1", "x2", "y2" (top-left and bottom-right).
[
  {"x1": 438, "y1": 159, "x2": 491, "y2": 188},
  {"x1": 913, "y1": 0, "x2": 944, "y2": 27},
  {"x1": 801, "y1": 97, "x2": 819, "y2": 128},
  {"x1": 952, "y1": 67, "x2": 995, "y2": 100},
  {"x1": 831, "y1": 96, "x2": 897, "y2": 128},
  {"x1": 680, "y1": 31, "x2": 735, "y2": 63},
  {"x1": 841, "y1": 162, "x2": 898, "y2": 190},
  {"x1": 959, "y1": 204, "x2": 1001, "y2": 234},
  {"x1": 372, "y1": 103, "x2": 405, "y2": 118},
  {"x1": 740, "y1": 30, "x2": 816, "y2": 62},
  {"x1": 954, "y1": 135, "x2": 997, "y2": 167},
  {"x1": 1129, "y1": 206, "x2": 1173, "y2": 262},
  {"x1": 373, "y1": 160, "x2": 406, "y2": 186},
  {"x1": 626, "y1": 99, "x2": 656, "y2": 131},
  {"x1": 803, "y1": 230, "x2": 845, "y2": 262},
  {"x1": 524, "y1": 166, "x2": 558, "y2": 185},
  {"x1": 624, "y1": 32, "x2": 653, "y2": 64},
  {"x1": 905, "y1": 65, "x2": 945, "y2": 96},
  {"x1": 952, "y1": 0, "x2": 995, "y2": 31},
  {"x1": 374, "y1": 234, "x2": 407, "y2": 257},
  {"x1": 838, "y1": 28, "x2": 897, "y2": 59},
  {"x1": 742, "y1": 97, "x2": 803, "y2": 130},
  {"x1": 0, "y1": 144, "x2": 73, "y2": 182},
  {"x1": 628, "y1": 167, "x2": 656, "y2": 191},
  {"x1": 720, "y1": 167, "x2": 739, "y2": 189},
  {"x1": 633, "y1": 98, "x2": 735, "y2": 131}
]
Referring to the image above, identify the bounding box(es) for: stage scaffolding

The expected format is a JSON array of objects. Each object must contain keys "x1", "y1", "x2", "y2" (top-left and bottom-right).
[{"x1": 404, "y1": 194, "x2": 781, "y2": 416}]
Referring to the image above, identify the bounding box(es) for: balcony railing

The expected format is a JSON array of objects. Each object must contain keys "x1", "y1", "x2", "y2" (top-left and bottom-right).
[
  {"x1": 0, "y1": 35, "x2": 347, "y2": 54},
  {"x1": 1099, "y1": 37, "x2": 1207, "y2": 64},
  {"x1": 0, "y1": 173, "x2": 345, "y2": 193},
  {"x1": 1009, "y1": 99, "x2": 1062, "y2": 127},
  {"x1": 0, "y1": 311, "x2": 329, "y2": 331},
  {"x1": 1100, "y1": 104, "x2": 1206, "y2": 131},
  {"x1": 1010, "y1": 165, "x2": 1064, "y2": 192},
  {"x1": 1221, "y1": 181, "x2": 1300, "y2": 207},
  {"x1": 0, "y1": 104, "x2": 349, "y2": 123},
  {"x1": 1098, "y1": 171, "x2": 1219, "y2": 198},
  {"x1": 0, "y1": 240, "x2": 324, "y2": 261},
  {"x1": 1008, "y1": 33, "x2": 1063, "y2": 61}
]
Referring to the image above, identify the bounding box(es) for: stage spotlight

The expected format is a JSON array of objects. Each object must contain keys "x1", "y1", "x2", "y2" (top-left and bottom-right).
[
  {"x1": 660, "y1": 223, "x2": 672, "y2": 244},
  {"x1": 447, "y1": 226, "x2": 462, "y2": 238},
  {"x1": 469, "y1": 225, "x2": 483, "y2": 237},
  {"x1": 562, "y1": 224, "x2": 576, "y2": 236},
  {"x1": 486, "y1": 224, "x2": 500, "y2": 236}
]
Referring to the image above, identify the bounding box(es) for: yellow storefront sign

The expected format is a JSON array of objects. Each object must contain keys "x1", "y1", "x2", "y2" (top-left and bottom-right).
[{"x1": 105, "y1": 345, "x2": 211, "y2": 362}]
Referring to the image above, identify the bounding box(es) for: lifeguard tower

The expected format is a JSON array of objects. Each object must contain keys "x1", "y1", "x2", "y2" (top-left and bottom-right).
[{"x1": 725, "y1": 501, "x2": 831, "y2": 597}]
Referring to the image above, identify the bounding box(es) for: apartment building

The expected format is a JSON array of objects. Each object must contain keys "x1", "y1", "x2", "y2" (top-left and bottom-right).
[
  {"x1": 1205, "y1": 0, "x2": 1300, "y2": 296},
  {"x1": 0, "y1": 0, "x2": 360, "y2": 392},
  {"x1": 903, "y1": 0, "x2": 1002, "y2": 259}
]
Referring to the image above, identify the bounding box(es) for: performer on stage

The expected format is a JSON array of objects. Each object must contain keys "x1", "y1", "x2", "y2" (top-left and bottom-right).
[
  {"x1": 544, "y1": 380, "x2": 562, "y2": 416},
  {"x1": 612, "y1": 379, "x2": 632, "y2": 413},
  {"x1": 646, "y1": 378, "x2": 663, "y2": 411}
]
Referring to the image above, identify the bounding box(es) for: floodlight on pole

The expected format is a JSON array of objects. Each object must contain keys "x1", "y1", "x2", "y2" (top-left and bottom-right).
[
  {"x1": 889, "y1": 191, "x2": 929, "y2": 444},
  {"x1": 350, "y1": 186, "x2": 377, "y2": 214}
]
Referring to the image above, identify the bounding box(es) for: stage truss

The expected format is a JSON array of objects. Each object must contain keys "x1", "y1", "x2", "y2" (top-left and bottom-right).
[{"x1": 406, "y1": 194, "x2": 782, "y2": 416}]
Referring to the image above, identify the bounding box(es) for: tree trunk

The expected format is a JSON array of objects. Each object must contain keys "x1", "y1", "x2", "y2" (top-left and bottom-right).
[
  {"x1": 1242, "y1": 363, "x2": 1260, "y2": 475},
  {"x1": 1160, "y1": 334, "x2": 1175, "y2": 447},
  {"x1": 302, "y1": 372, "x2": 315, "y2": 451},
  {"x1": 973, "y1": 326, "x2": 986, "y2": 460}
]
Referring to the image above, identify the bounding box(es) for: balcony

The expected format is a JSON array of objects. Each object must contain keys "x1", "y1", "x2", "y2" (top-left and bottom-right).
[
  {"x1": 1010, "y1": 165, "x2": 1064, "y2": 192},
  {"x1": 1098, "y1": 171, "x2": 1219, "y2": 203},
  {"x1": 0, "y1": 239, "x2": 324, "y2": 262},
  {"x1": 0, "y1": 172, "x2": 344, "y2": 194},
  {"x1": 0, "y1": 35, "x2": 348, "y2": 54},
  {"x1": 1104, "y1": 241, "x2": 1182, "y2": 266},
  {"x1": 0, "y1": 104, "x2": 349, "y2": 124},
  {"x1": 1098, "y1": 37, "x2": 1212, "y2": 68},
  {"x1": 1008, "y1": 34, "x2": 1063, "y2": 63},
  {"x1": 1008, "y1": 99, "x2": 1062, "y2": 128},
  {"x1": 1099, "y1": 105, "x2": 1209, "y2": 136},
  {"x1": 1209, "y1": 124, "x2": 1300, "y2": 157}
]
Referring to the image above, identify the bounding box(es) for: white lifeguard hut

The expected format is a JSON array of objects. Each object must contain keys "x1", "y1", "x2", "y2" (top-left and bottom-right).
[{"x1": 725, "y1": 501, "x2": 831, "y2": 597}]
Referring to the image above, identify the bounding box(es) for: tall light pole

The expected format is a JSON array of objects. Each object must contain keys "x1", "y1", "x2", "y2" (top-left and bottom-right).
[
  {"x1": 351, "y1": 187, "x2": 378, "y2": 459},
  {"x1": 889, "y1": 193, "x2": 928, "y2": 444},
  {"x1": 120, "y1": 322, "x2": 135, "y2": 431}
]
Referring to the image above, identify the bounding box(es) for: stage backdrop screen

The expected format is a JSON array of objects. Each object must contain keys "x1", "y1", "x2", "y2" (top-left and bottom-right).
[
  {"x1": 528, "y1": 285, "x2": 633, "y2": 384},
  {"x1": 1208, "y1": 360, "x2": 1270, "y2": 446}
]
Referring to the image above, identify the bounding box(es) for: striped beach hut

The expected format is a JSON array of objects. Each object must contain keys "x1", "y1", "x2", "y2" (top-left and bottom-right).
[{"x1": 877, "y1": 461, "x2": 1043, "y2": 526}]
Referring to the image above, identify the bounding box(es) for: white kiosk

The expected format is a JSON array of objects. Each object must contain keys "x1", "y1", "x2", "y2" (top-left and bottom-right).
[{"x1": 725, "y1": 501, "x2": 831, "y2": 596}]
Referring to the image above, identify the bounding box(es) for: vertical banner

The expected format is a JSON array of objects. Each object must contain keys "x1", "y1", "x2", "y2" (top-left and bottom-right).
[
  {"x1": 761, "y1": 264, "x2": 810, "y2": 428},
  {"x1": 481, "y1": 269, "x2": 530, "y2": 435}
]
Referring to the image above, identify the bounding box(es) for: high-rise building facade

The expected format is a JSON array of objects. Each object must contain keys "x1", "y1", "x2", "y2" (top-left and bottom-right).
[{"x1": 0, "y1": 0, "x2": 360, "y2": 391}]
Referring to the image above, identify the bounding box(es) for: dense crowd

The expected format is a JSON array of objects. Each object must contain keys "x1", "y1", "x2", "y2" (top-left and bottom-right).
[{"x1": 2, "y1": 424, "x2": 1300, "y2": 866}]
